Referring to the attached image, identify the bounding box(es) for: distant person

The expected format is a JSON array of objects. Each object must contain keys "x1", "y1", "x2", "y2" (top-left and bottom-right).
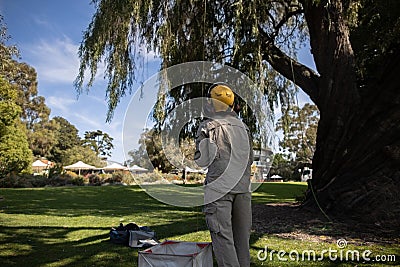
[{"x1": 194, "y1": 84, "x2": 253, "y2": 267}]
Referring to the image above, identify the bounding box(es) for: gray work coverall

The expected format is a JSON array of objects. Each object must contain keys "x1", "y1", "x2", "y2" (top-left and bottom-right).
[{"x1": 194, "y1": 110, "x2": 253, "y2": 267}]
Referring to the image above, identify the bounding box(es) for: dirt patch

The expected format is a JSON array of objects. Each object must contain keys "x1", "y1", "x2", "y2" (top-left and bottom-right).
[{"x1": 252, "y1": 202, "x2": 399, "y2": 246}]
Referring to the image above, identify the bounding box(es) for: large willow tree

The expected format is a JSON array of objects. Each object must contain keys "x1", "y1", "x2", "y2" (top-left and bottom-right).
[{"x1": 75, "y1": 0, "x2": 400, "y2": 228}]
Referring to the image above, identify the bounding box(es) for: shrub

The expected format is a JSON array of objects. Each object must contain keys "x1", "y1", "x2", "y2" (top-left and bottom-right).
[
  {"x1": 87, "y1": 173, "x2": 102, "y2": 186},
  {"x1": 133, "y1": 172, "x2": 163, "y2": 184},
  {"x1": 0, "y1": 174, "x2": 30, "y2": 188},
  {"x1": 109, "y1": 172, "x2": 124, "y2": 183},
  {"x1": 0, "y1": 173, "x2": 84, "y2": 188},
  {"x1": 65, "y1": 171, "x2": 79, "y2": 179},
  {"x1": 26, "y1": 175, "x2": 48, "y2": 187},
  {"x1": 46, "y1": 175, "x2": 74, "y2": 187},
  {"x1": 70, "y1": 176, "x2": 85, "y2": 186},
  {"x1": 163, "y1": 173, "x2": 181, "y2": 182},
  {"x1": 186, "y1": 173, "x2": 205, "y2": 183},
  {"x1": 1, "y1": 174, "x2": 50, "y2": 188},
  {"x1": 48, "y1": 164, "x2": 64, "y2": 179},
  {"x1": 120, "y1": 172, "x2": 136, "y2": 185}
]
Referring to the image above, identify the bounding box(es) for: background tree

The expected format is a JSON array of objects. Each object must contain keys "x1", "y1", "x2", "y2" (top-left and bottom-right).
[
  {"x1": 0, "y1": 17, "x2": 33, "y2": 176},
  {"x1": 0, "y1": 15, "x2": 19, "y2": 74},
  {"x1": 270, "y1": 153, "x2": 297, "y2": 181},
  {"x1": 28, "y1": 119, "x2": 59, "y2": 158},
  {"x1": 60, "y1": 146, "x2": 105, "y2": 167},
  {"x1": 162, "y1": 136, "x2": 197, "y2": 172},
  {"x1": 12, "y1": 62, "x2": 50, "y2": 130},
  {"x1": 126, "y1": 131, "x2": 150, "y2": 168},
  {"x1": 83, "y1": 130, "x2": 114, "y2": 159},
  {"x1": 49, "y1": 116, "x2": 81, "y2": 163},
  {"x1": 1, "y1": 15, "x2": 54, "y2": 160},
  {"x1": 1, "y1": 17, "x2": 112, "y2": 172},
  {"x1": 75, "y1": 0, "x2": 400, "y2": 227},
  {"x1": 139, "y1": 129, "x2": 171, "y2": 172},
  {"x1": 7, "y1": 61, "x2": 55, "y2": 159},
  {"x1": 0, "y1": 77, "x2": 32, "y2": 176},
  {"x1": 0, "y1": 22, "x2": 50, "y2": 131},
  {"x1": 0, "y1": 79, "x2": 20, "y2": 134},
  {"x1": 127, "y1": 128, "x2": 196, "y2": 172},
  {"x1": 276, "y1": 103, "x2": 319, "y2": 165}
]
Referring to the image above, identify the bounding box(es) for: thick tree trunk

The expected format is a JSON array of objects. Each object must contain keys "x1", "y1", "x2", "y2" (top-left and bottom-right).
[
  {"x1": 262, "y1": 0, "x2": 400, "y2": 229},
  {"x1": 306, "y1": 49, "x2": 400, "y2": 228},
  {"x1": 301, "y1": 0, "x2": 400, "y2": 228}
]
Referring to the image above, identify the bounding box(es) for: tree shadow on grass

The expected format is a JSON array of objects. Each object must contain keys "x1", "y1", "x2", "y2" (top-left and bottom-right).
[
  {"x1": 0, "y1": 225, "x2": 114, "y2": 267},
  {"x1": 0, "y1": 186, "x2": 211, "y2": 266},
  {"x1": 0, "y1": 186, "x2": 198, "y2": 218},
  {"x1": 250, "y1": 203, "x2": 400, "y2": 266},
  {"x1": 252, "y1": 202, "x2": 400, "y2": 243},
  {"x1": 252, "y1": 202, "x2": 400, "y2": 246},
  {"x1": 0, "y1": 215, "x2": 208, "y2": 267}
]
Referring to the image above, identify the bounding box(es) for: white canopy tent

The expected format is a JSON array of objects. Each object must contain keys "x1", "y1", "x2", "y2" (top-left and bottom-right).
[
  {"x1": 102, "y1": 162, "x2": 128, "y2": 172},
  {"x1": 32, "y1": 160, "x2": 48, "y2": 167},
  {"x1": 32, "y1": 160, "x2": 49, "y2": 173},
  {"x1": 128, "y1": 165, "x2": 149, "y2": 173},
  {"x1": 270, "y1": 174, "x2": 283, "y2": 181},
  {"x1": 64, "y1": 161, "x2": 97, "y2": 176},
  {"x1": 185, "y1": 166, "x2": 207, "y2": 174}
]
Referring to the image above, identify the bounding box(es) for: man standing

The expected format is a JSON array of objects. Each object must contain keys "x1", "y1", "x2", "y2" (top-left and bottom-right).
[{"x1": 194, "y1": 84, "x2": 253, "y2": 267}]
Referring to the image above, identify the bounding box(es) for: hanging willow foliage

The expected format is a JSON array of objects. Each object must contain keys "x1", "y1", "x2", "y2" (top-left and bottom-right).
[{"x1": 75, "y1": 0, "x2": 308, "y2": 124}]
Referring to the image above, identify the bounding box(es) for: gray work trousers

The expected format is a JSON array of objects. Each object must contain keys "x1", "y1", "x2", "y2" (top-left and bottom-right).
[{"x1": 204, "y1": 192, "x2": 252, "y2": 267}]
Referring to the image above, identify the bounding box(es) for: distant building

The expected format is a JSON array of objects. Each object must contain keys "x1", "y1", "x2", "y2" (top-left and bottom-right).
[
  {"x1": 301, "y1": 167, "x2": 313, "y2": 182},
  {"x1": 32, "y1": 159, "x2": 54, "y2": 175},
  {"x1": 252, "y1": 148, "x2": 273, "y2": 181}
]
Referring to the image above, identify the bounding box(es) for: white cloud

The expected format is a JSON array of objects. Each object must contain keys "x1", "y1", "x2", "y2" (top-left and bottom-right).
[
  {"x1": 25, "y1": 36, "x2": 160, "y2": 88},
  {"x1": 26, "y1": 36, "x2": 80, "y2": 84},
  {"x1": 47, "y1": 94, "x2": 105, "y2": 130},
  {"x1": 47, "y1": 95, "x2": 77, "y2": 114},
  {"x1": 32, "y1": 16, "x2": 53, "y2": 29}
]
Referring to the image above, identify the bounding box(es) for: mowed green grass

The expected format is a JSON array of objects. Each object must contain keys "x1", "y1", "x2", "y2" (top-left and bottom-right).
[{"x1": 0, "y1": 182, "x2": 398, "y2": 266}]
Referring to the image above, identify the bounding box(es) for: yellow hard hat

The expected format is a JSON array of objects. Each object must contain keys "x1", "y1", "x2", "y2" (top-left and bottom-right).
[{"x1": 209, "y1": 84, "x2": 234, "y2": 111}]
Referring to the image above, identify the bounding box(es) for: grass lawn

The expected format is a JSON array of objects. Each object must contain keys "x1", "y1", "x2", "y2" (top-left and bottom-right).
[{"x1": 0, "y1": 182, "x2": 398, "y2": 266}]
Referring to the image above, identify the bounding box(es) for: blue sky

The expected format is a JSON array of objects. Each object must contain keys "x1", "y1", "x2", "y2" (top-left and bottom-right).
[
  {"x1": 0, "y1": 0, "x2": 161, "y2": 164},
  {"x1": 0, "y1": 0, "x2": 314, "y2": 164}
]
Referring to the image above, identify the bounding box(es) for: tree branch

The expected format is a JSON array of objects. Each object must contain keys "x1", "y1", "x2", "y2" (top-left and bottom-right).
[
  {"x1": 273, "y1": 8, "x2": 304, "y2": 37},
  {"x1": 260, "y1": 38, "x2": 320, "y2": 104}
]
